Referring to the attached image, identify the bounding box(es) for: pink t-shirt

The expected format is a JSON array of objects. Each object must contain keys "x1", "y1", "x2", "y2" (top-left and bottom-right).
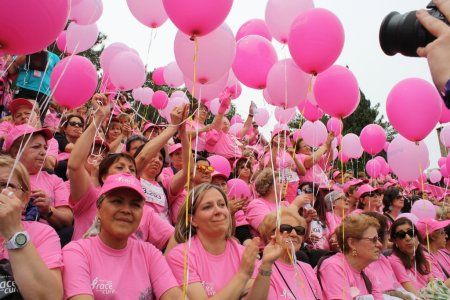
[
  {"x1": 366, "y1": 254, "x2": 402, "y2": 292},
  {"x1": 29, "y1": 171, "x2": 70, "y2": 208},
  {"x1": 388, "y1": 252, "x2": 443, "y2": 291},
  {"x1": 167, "y1": 236, "x2": 244, "y2": 297},
  {"x1": 255, "y1": 260, "x2": 322, "y2": 299},
  {"x1": 134, "y1": 205, "x2": 174, "y2": 251},
  {"x1": 433, "y1": 249, "x2": 450, "y2": 276},
  {"x1": 0, "y1": 120, "x2": 12, "y2": 138},
  {"x1": 0, "y1": 221, "x2": 63, "y2": 270},
  {"x1": 140, "y1": 178, "x2": 170, "y2": 222},
  {"x1": 187, "y1": 120, "x2": 206, "y2": 152},
  {"x1": 47, "y1": 137, "x2": 58, "y2": 159},
  {"x1": 264, "y1": 151, "x2": 299, "y2": 203},
  {"x1": 70, "y1": 184, "x2": 101, "y2": 241},
  {"x1": 325, "y1": 212, "x2": 342, "y2": 236},
  {"x1": 245, "y1": 197, "x2": 289, "y2": 231},
  {"x1": 62, "y1": 236, "x2": 178, "y2": 300},
  {"x1": 297, "y1": 153, "x2": 329, "y2": 186},
  {"x1": 207, "y1": 130, "x2": 243, "y2": 159},
  {"x1": 318, "y1": 252, "x2": 383, "y2": 300}
]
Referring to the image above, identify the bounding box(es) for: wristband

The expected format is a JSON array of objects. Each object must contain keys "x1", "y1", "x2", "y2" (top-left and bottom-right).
[{"x1": 259, "y1": 267, "x2": 272, "y2": 276}]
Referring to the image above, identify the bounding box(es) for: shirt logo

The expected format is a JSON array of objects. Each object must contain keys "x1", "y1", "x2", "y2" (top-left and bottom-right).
[
  {"x1": 0, "y1": 276, "x2": 18, "y2": 296},
  {"x1": 91, "y1": 277, "x2": 115, "y2": 295}
]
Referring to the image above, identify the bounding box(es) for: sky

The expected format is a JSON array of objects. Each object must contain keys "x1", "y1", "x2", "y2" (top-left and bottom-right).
[{"x1": 96, "y1": 0, "x2": 441, "y2": 169}]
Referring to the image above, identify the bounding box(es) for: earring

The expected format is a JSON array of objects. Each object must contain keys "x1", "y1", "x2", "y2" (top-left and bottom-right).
[{"x1": 352, "y1": 249, "x2": 358, "y2": 257}]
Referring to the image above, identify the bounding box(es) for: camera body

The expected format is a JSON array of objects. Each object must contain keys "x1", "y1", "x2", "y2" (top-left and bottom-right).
[{"x1": 379, "y1": 2, "x2": 449, "y2": 57}]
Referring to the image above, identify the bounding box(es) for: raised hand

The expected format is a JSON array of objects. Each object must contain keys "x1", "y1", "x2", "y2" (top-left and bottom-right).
[
  {"x1": 239, "y1": 237, "x2": 260, "y2": 278},
  {"x1": 0, "y1": 189, "x2": 24, "y2": 240}
]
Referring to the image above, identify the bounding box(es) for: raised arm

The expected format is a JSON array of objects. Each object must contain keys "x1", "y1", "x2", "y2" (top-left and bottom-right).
[
  {"x1": 238, "y1": 102, "x2": 255, "y2": 138},
  {"x1": 302, "y1": 133, "x2": 334, "y2": 169}
]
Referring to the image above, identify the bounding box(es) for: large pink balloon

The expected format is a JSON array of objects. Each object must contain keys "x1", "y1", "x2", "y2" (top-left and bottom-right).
[
  {"x1": 162, "y1": 96, "x2": 189, "y2": 122},
  {"x1": 56, "y1": 31, "x2": 67, "y2": 53},
  {"x1": 314, "y1": 65, "x2": 360, "y2": 118},
  {"x1": 126, "y1": 0, "x2": 168, "y2": 28},
  {"x1": 300, "y1": 120, "x2": 327, "y2": 147},
  {"x1": 387, "y1": 135, "x2": 429, "y2": 182},
  {"x1": 297, "y1": 100, "x2": 324, "y2": 122},
  {"x1": 366, "y1": 159, "x2": 381, "y2": 178},
  {"x1": 162, "y1": 0, "x2": 233, "y2": 37},
  {"x1": 265, "y1": 0, "x2": 314, "y2": 44},
  {"x1": 175, "y1": 24, "x2": 235, "y2": 85},
  {"x1": 266, "y1": 59, "x2": 310, "y2": 108},
  {"x1": 440, "y1": 125, "x2": 450, "y2": 148},
  {"x1": 140, "y1": 88, "x2": 154, "y2": 105},
  {"x1": 440, "y1": 106, "x2": 450, "y2": 124},
  {"x1": 288, "y1": 8, "x2": 344, "y2": 74},
  {"x1": 254, "y1": 108, "x2": 270, "y2": 126},
  {"x1": 66, "y1": 22, "x2": 99, "y2": 54},
  {"x1": 275, "y1": 107, "x2": 296, "y2": 124},
  {"x1": 50, "y1": 55, "x2": 97, "y2": 109},
  {"x1": 386, "y1": 78, "x2": 442, "y2": 142},
  {"x1": 411, "y1": 199, "x2": 436, "y2": 220},
  {"x1": 360, "y1": 124, "x2": 386, "y2": 155},
  {"x1": 229, "y1": 123, "x2": 244, "y2": 136},
  {"x1": 207, "y1": 155, "x2": 231, "y2": 178},
  {"x1": 70, "y1": 0, "x2": 103, "y2": 25},
  {"x1": 227, "y1": 179, "x2": 252, "y2": 199},
  {"x1": 440, "y1": 164, "x2": 449, "y2": 178},
  {"x1": 429, "y1": 170, "x2": 442, "y2": 184},
  {"x1": 232, "y1": 35, "x2": 278, "y2": 89},
  {"x1": 209, "y1": 98, "x2": 230, "y2": 115},
  {"x1": 0, "y1": 0, "x2": 70, "y2": 55},
  {"x1": 152, "y1": 67, "x2": 166, "y2": 86},
  {"x1": 326, "y1": 117, "x2": 343, "y2": 136},
  {"x1": 236, "y1": 19, "x2": 272, "y2": 41},
  {"x1": 163, "y1": 62, "x2": 184, "y2": 88},
  {"x1": 341, "y1": 133, "x2": 363, "y2": 159},
  {"x1": 100, "y1": 43, "x2": 130, "y2": 75},
  {"x1": 151, "y1": 90, "x2": 169, "y2": 109},
  {"x1": 374, "y1": 156, "x2": 390, "y2": 176},
  {"x1": 185, "y1": 72, "x2": 228, "y2": 101},
  {"x1": 109, "y1": 51, "x2": 146, "y2": 91},
  {"x1": 439, "y1": 157, "x2": 447, "y2": 167}
]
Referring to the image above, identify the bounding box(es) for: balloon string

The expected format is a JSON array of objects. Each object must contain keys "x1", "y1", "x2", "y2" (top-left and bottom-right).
[
  {"x1": 0, "y1": 56, "x2": 16, "y2": 78},
  {"x1": 145, "y1": 28, "x2": 155, "y2": 71},
  {"x1": 308, "y1": 74, "x2": 314, "y2": 94},
  {"x1": 191, "y1": 37, "x2": 199, "y2": 99}
]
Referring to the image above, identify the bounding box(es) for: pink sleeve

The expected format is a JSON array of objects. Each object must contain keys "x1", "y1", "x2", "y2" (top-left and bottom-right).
[
  {"x1": 47, "y1": 138, "x2": 58, "y2": 159},
  {"x1": 52, "y1": 175, "x2": 70, "y2": 207},
  {"x1": 146, "y1": 244, "x2": 179, "y2": 298},
  {"x1": 428, "y1": 254, "x2": 447, "y2": 281},
  {"x1": 388, "y1": 255, "x2": 411, "y2": 284},
  {"x1": 319, "y1": 259, "x2": 352, "y2": 300},
  {"x1": 28, "y1": 223, "x2": 63, "y2": 270},
  {"x1": 245, "y1": 200, "x2": 271, "y2": 230},
  {"x1": 62, "y1": 242, "x2": 94, "y2": 298},
  {"x1": 139, "y1": 206, "x2": 174, "y2": 250},
  {"x1": 166, "y1": 245, "x2": 201, "y2": 285},
  {"x1": 70, "y1": 184, "x2": 98, "y2": 215}
]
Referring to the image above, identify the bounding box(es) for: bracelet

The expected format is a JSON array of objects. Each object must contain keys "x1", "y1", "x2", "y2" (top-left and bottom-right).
[{"x1": 259, "y1": 267, "x2": 272, "y2": 276}]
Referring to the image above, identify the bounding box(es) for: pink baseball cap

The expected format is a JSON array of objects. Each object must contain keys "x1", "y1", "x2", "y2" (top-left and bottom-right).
[
  {"x1": 332, "y1": 171, "x2": 342, "y2": 179},
  {"x1": 169, "y1": 143, "x2": 182, "y2": 155},
  {"x1": 271, "y1": 124, "x2": 290, "y2": 140},
  {"x1": 3, "y1": 124, "x2": 52, "y2": 152},
  {"x1": 212, "y1": 170, "x2": 228, "y2": 179},
  {"x1": 416, "y1": 218, "x2": 450, "y2": 238},
  {"x1": 142, "y1": 122, "x2": 157, "y2": 133},
  {"x1": 8, "y1": 98, "x2": 35, "y2": 115},
  {"x1": 98, "y1": 173, "x2": 146, "y2": 206},
  {"x1": 343, "y1": 179, "x2": 363, "y2": 193},
  {"x1": 355, "y1": 184, "x2": 377, "y2": 199}
]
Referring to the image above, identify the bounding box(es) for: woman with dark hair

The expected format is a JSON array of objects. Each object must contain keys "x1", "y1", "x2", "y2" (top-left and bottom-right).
[
  {"x1": 388, "y1": 217, "x2": 450, "y2": 295},
  {"x1": 104, "y1": 117, "x2": 125, "y2": 153},
  {"x1": 383, "y1": 187, "x2": 404, "y2": 224},
  {"x1": 54, "y1": 114, "x2": 84, "y2": 156}
]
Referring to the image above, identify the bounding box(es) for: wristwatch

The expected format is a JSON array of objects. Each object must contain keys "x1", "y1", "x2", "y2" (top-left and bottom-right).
[
  {"x1": 5, "y1": 231, "x2": 30, "y2": 250},
  {"x1": 442, "y1": 79, "x2": 450, "y2": 109}
]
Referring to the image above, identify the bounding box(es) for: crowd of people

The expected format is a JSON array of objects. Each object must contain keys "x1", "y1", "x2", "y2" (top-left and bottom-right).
[{"x1": 0, "y1": 1, "x2": 449, "y2": 299}]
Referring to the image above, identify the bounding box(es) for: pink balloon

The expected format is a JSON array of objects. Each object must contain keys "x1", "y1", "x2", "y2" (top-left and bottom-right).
[
  {"x1": 163, "y1": 62, "x2": 184, "y2": 88},
  {"x1": 70, "y1": 0, "x2": 103, "y2": 25},
  {"x1": 383, "y1": 142, "x2": 390, "y2": 152},
  {"x1": 232, "y1": 35, "x2": 278, "y2": 89},
  {"x1": 266, "y1": 59, "x2": 310, "y2": 108},
  {"x1": 175, "y1": 24, "x2": 235, "y2": 85},
  {"x1": 440, "y1": 164, "x2": 449, "y2": 178},
  {"x1": 339, "y1": 151, "x2": 350, "y2": 163},
  {"x1": 185, "y1": 72, "x2": 228, "y2": 101},
  {"x1": 56, "y1": 31, "x2": 67, "y2": 53},
  {"x1": 236, "y1": 19, "x2": 272, "y2": 41},
  {"x1": 300, "y1": 120, "x2": 327, "y2": 147},
  {"x1": 162, "y1": 0, "x2": 233, "y2": 37},
  {"x1": 314, "y1": 65, "x2": 360, "y2": 118},
  {"x1": 288, "y1": 8, "x2": 344, "y2": 74},
  {"x1": 227, "y1": 179, "x2": 252, "y2": 199},
  {"x1": 0, "y1": 0, "x2": 70, "y2": 55},
  {"x1": 229, "y1": 123, "x2": 244, "y2": 136},
  {"x1": 439, "y1": 157, "x2": 447, "y2": 167},
  {"x1": 265, "y1": 0, "x2": 314, "y2": 44},
  {"x1": 446, "y1": 154, "x2": 450, "y2": 179},
  {"x1": 100, "y1": 43, "x2": 130, "y2": 75},
  {"x1": 163, "y1": 96, "x2": 189, "y2": 122},
  {"x1": 66, "y1": 22, "x2": 99, "y2": 54},
  {"x1": 297, "y1": 100, "x2": 323, "y2": 122},
  {"x1": 429, "y1": 170, "x2": 442, "y2": 184},
  {"x1": 126, "y1": 0, "x2": 168, "y2": 28},
  {"x1": 275, "y1": 107, "x2": 296, "y2": 124},
  {"x1": 230, "y1": 115, "x2": 243, "y2": 125},
  {"x1": 209, "y1": 98, "x2": 230, "y2": 115},
  {"x1": 375, "y1": 156, "x2": 390, "y2": 176},
  {"x1": 440, "y1": 125, "x2": 450, "y2": 148},
  {"x1": 254, "y1": 108, "x2": 269, "y2": 127},
  {"x1": 326, "y1": 117, "x2": 343, "y2": 136},
  {"x1": 152, "y1": 67, "x2": 166, "y2": 86},
  {"x1": 411, "y1": 199, "x2": 436, "y2": 220},
  {"x1": 171, "y1": 91, "x2": 187, "y2": 99},
  {"x1": 50, "y1": 55, "x2": 97, "y2": 109},
  {"x1": 386, "y1": 78, "x2": 442, "y2": 142},
  {"x1": 341, "y1": 133, "x2": 363, "y2": 159},
  {"x1": 140, "y1": 88, "x2": 154, "y2": 105},
  {"x1": 397, "y1": 213, "x2": 419, "y2": 225},
  {"x1": 151, "y1": 90, "x2": 169, "y2": 109},
  {"x1": 440, "y1": 106, "x2": 450, "y2": 124},
  {"x1": 132, "y1": 87, "x2": 144, "y2": 101},
  {"x1": 387, "y1": 135, "x2": 429, "y2": 182},
  {"x1": 109, "y1": 51, "x2": 146, "y2": 91},
  {"x1": 360, "y1": 124, "x2": 386, "y2": 155},
  {"x1": 366, "y1": 159, "x2": 381, "y2": 178},
  {"x1": 207, "y1": 155, "x2": 232, "y2": 178}
]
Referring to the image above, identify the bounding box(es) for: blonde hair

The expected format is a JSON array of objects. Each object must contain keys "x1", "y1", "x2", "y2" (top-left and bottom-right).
[
  {"x1": 0, "y1": 155, "x2": 31, "y2": 198},
  {"x1": 254, "y1": 168, "x2": 279, "y2": 197},
  {"x1": 335, "y1": 214, "x2": 380, "y2": 254},
  {"x1": 174, "y1": 183, "x2": 233, "y2": 243},
  {"x1": 258, "y1": 208, "x2": 304, "y2": 244}
]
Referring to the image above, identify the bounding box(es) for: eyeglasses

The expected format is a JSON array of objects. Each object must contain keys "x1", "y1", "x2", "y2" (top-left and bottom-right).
[
  {"x1": 0, "y1": 181, "x2": 25, "y2": 192},
  {"x1": 68, "y1": 121, "x2": 84, "y2": 128},
  {"x1": 279, "y1": 224, "x2": 306, "y2": 236},
  {"x1": 395, "y1": 228, "x2": 415, "y2": 239},
  {"x1": 196, "y1": 165, "x2": 214, "y2": 174},
  {"x1": 358, "y1": 236, "x2": 382, "y2": 244}
]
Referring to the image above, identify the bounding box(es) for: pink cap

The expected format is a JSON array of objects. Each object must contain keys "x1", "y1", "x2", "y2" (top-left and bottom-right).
[
  {"x1": 271, "y1": 124, "x2": 290, "y2": 139},
  {"x1": 332, "y1": 171, "x2": 341, "y2": 179},
  {"x1": 3, "y1": 124, "x2": 52, "y2": 152},
  {"x1": 142, "y1": 122, "x2": 157, "y2": 133},
  {"x1": 383, "y1": 182, "x2": 395, "y2": 190},
  {"x1": 416, "y1": 218, "x2": 450, "y2": 238},
  {"x1": 99, "y1": 173, "x2": 146, "y2": 204},
  {"x1": 342, "y1": 179, "x2": 363, "y2": 193},
  {"x1": 232, "y1": 156, "x2": 247, "y2": 169},
  {"x1": 8, "y1": 98, "x2": 35, "y2": 115},
  {"x1": 212, "y1": 170, "x2": 227, "y2": 179},
  {"x1": 355, "y1": 184, "x2": 376, "y2": 199},
  {"x1": 169, "y1": 143, "x2": 182, "y2": 155}
]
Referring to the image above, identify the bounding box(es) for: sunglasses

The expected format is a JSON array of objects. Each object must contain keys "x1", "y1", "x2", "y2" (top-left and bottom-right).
[
  {"x1": 68, "y1": 121, "x2": 84, "y2": 128},
  {"x1": 395, "y1": 228, "x2": 415, "y2": 240},
  {"x1": 279, "y1": 224, "x2": 306, "y2": 236},
  {"x1": 358, "y1": 236, "x2": 382, "y2": 244},
  {"x1": 196, "y1": 165, "x2": 214, "y2": 174}
]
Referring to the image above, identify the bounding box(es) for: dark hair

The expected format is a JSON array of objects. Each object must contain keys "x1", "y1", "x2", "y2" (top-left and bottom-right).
[
  {"x1": 382, "y1": 187, "x2": 401, "y2": 213},
  {"x1": 98, "y1": 153, "x2": 136, "y2": 185},
  {"x1": 195, "y1": 156, "x2": 209, "y2": 164},
  {"x1": 390, "y1": 217, "x2": 430, "y2": 275},
  {"x1": 133, "y1": 143, "x2": 166, "y2": 177},
  {"x1": 363, "y1": 212, "x2": 388, "y2": 242},
  {"x1": 231, "y1": 157, "x2": 252, "y2": 179},
  {"x1": 314, "y1": 189, "x2": 329, "y2": 223},
  {"x1": 125, "y1": 135, "x2": 147, "y2": 152},
  {"x1": 60, "y1": 114, "x2": 84, "y2": 129}
]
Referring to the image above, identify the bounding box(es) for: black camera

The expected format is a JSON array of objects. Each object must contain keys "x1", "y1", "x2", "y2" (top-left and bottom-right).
[{"x1": 379, "y1": 2, "x2": 449, "y2": 57}]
